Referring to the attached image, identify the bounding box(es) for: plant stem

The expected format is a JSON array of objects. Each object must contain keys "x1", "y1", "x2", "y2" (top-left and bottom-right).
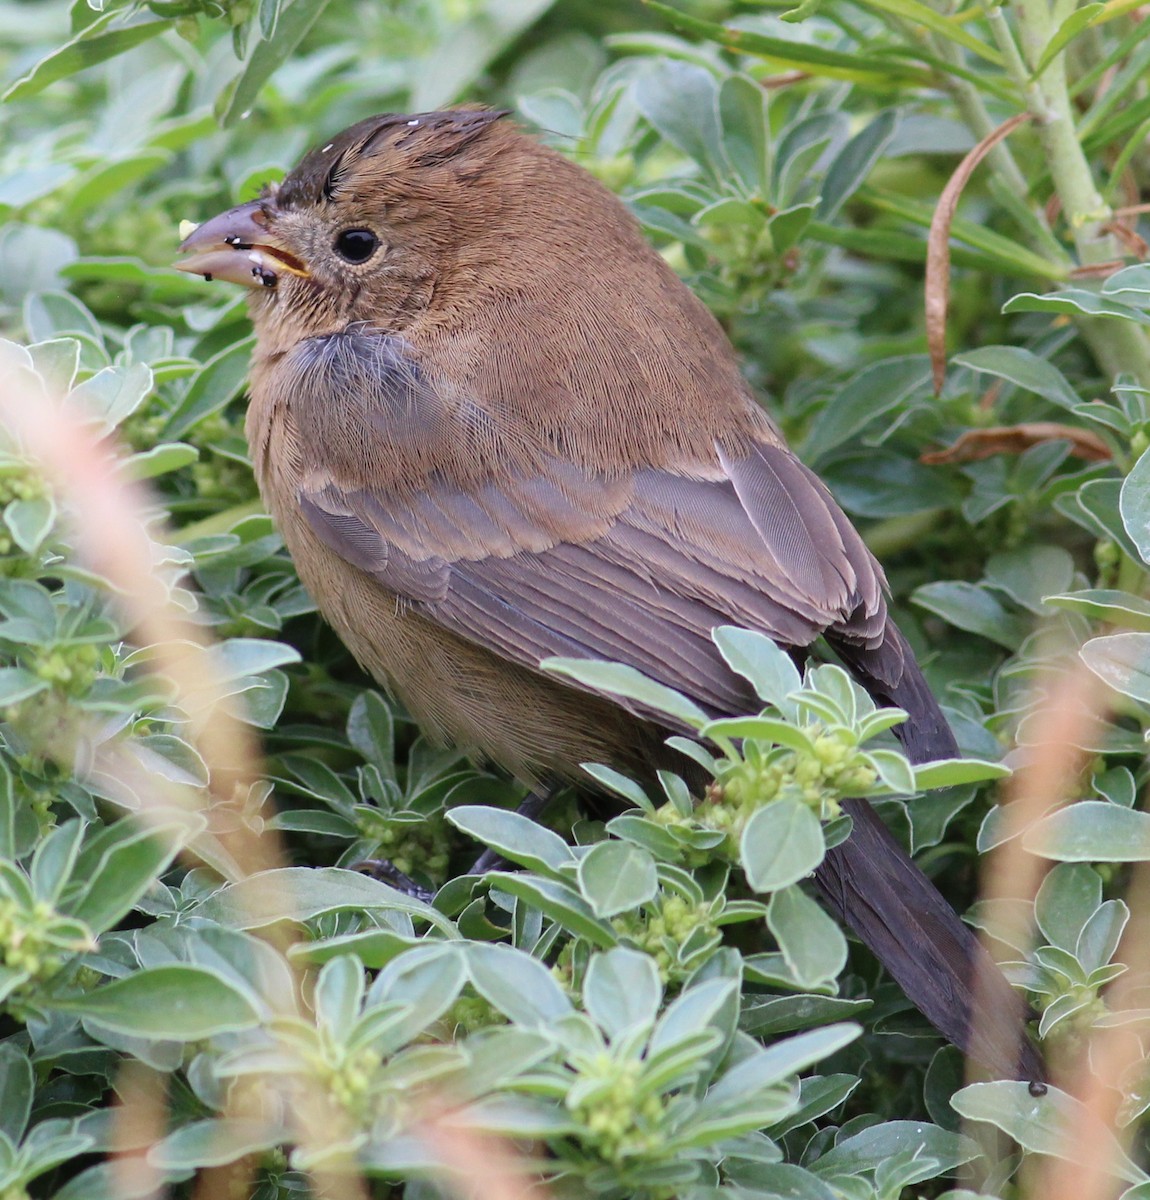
[
  {"x1": 929, "y1": 30, "x2": 1033, "y2": 199},
  {"x1": 1000, "y1": 0, "x2": 1150, "y2": 383}
]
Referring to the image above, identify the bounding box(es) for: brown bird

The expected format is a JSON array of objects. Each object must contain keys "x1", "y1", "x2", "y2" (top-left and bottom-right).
[{"x1": 177, "y1": 108, "x2": 1042, "y2": 1082}]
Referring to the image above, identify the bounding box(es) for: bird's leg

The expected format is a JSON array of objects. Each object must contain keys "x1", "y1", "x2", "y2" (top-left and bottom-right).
[
  {"x1": 468, "y1": 787, "x2": 556, "y2": 874},
  {"x1": 353, "y1": 857, "x2": 436, "y2": 903},
  {"x1": 354, "y1": 787, "x2": 558, "y2": 901}
]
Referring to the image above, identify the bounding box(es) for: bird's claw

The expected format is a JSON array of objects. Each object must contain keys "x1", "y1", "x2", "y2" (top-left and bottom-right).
[{"x1": 353, "y1": 858, "x2": 436, "y2": 903}]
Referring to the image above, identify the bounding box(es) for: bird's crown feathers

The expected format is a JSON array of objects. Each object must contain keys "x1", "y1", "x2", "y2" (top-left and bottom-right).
[{"x1": 276, "y1": 107, "x2": 511, "y2": 210}]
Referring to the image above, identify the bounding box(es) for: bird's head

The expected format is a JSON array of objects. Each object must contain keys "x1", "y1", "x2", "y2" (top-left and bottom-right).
[{"x1": 176, "y1": 107, "x2": 518, "y2": 340}]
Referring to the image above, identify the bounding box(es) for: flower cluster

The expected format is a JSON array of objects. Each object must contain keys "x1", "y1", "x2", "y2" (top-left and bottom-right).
[{"x1": 567, "y1": 1052, "x2": 666, "y2": 1164}]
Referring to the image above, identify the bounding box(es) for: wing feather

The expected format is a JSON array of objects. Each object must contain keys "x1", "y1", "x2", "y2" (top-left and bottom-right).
[{"x1": 287, "y1": 327, "x2": 890, "y2": 715}]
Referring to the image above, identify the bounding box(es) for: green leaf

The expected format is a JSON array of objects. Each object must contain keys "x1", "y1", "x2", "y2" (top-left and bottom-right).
[
  {"x1": 1120, "y1": 445, "x2": 1150, "y2": 565},
  {"x1": 3, "y1": 13, "x2": 175, "y2": 101},
  {"x1": 314, "y1": 955, "x2": 365, "y2": 1034},
  {"x1": 148, "y1": 1118, "x2": 283, "y2": 1171},
  {"x1": 718, "y1": 73, "x2": 770, "y2": 196},
  {"x1": 160, "y1": 340, "x2": 251, "y2": 440},
  {"x1": 769, "y1": 203, "x2": 815, "y2": 254},
  {"x1": 1046, "y1": 589, "x2": 1150, "y2": 632},
  {"x1": 369, "y1": 943, "x2": 466, "y2": 1044},
  {"x1": 704, "y1": 716, "x2": 814, "y2": 753},
  {"x1": 31, "y1": 820, "x2": 87, "y2": 902},
  {"x1": 68, "y1": 149, "x2": 172, "y2": 214},
  {"x1": 219, "y1": 0, "x2": 336, "y2": 126},
  {"x1": 742, "y1": 992, "x2": 871, "y2": 1035},
  {"x1": 0, "y1": 1044, "x2": 32, "y2": 1144},
  {"x1": 867, "y1": 749, "x2": 916, "y2": 794},
  {"x1": 812, "y1": 1120, "x2": 980, "y2": 1178},
  {"x1": 818, "y1": 109, "x2": 897, "y2": 222},
  {"x1": 290, "y1": 927, "x2": 418, "y2": 969},
  {"x1": 584, "y1": 946, "x2": 662, "y2": 1037},
  {"x1": 486, "y1": 873, "x2": 616, "y2": 947},
  {"x1": 808, "y1": 219, "x2": 1052, "y2": 278},
  {"x1": 708, "y1": 1023, "x2": 860, "y2": 1103},
  {"x1": 723, "y1": 1165, "x2": 839, "y2": 1200},
  {"x1": 5, "y1": 497, "x2": 55, "y2": 554},
  {"x1": 578, "y1": 841, "x2": 658, "y2": 918},
  {"x1": 196, "y1": 867, "x2": 457, "y2": 937},
  {"x1": 858, "y1": 184, "x2": 1064, "y2": 278},
  {"x1": 68, "y1": 363, "x2": 153, "y2": 431},
  {"x1": 543, "y1": 657, "x2": 708, "y2": 729},
  {"x1": 25, "y1": 337, "x2": 80, "y2": 395},
  {"x1": 347, "y1": 690, "x2": 396, "y2": 780},
  {"x1": 64, "y1": 820, "x2": 188, "y2": 933},
  {"x1": 1064, "y1": 479, "x2": 1143, "y2": 560},
  {"x1": 58, "y1": 965, "x2": 260, "y2": 1040},
  {"x1": 741, "y1": 801, "x2": 826, "y2": 892},
  {"x1": 410, "y1": 0, "x2": 558, "y2": 110},
  {"x1": 712, "y1": 626, "x2": 801, "y2": 714},
  {"x1": 605, "y1": 813, "x2": 692, "y2": 861},
  {"x1": 802, "y1": 356, "x2": 931, "y2": 464},
  {"x1": 1081, "y1": 632, "x2": 1150, "y2": 706},
  {"x1": 0, "y1": 761, "x2": 20, "y2": 869},
  {"x1": 447, "y1": 805, "x2": 573, "y2": 877},
  {"x1": 0, "y1": 668, "x2": 48, "y2": 706},
  {"x1": 466, "y1": 943, "x2": 573, "y2": 1026},
  {"x1": 651, "y1": 977, "x2": 739, "y2": 1056},
  {"x1": 1077, "y1": 899, "x2": 1128, "y2": 973},
  {"x1": 1022, "y1": 801, "x2": 1150, "y2": 861},
  {"x1": 912, "y1": 581, "x2": 1030, "y2": 649},
  {"x1": 124, "y1": 442, "x2": 198, "y2": 481},
  {"x1": 1032, "y1": 3, "x2": 1106, "y2": 78},
  {"x1": 1103, "y1": 264, "x2": 1150, "y2": 303},
  {"x1": 1003, "y1": 289, "x2": 1150, "y2": 324},
  {"x1": 951, "y1": 1082, "x2": 1148, "y2": 1183},
  {"x1": 451, "y1": 1027, "x2": 558, "y2": 1099},
  {"x1": 913, "y1": 758, "x2": 1011, "y2": 790},
  {"x1": 768, "y1": 885, "x2": 847, "y2": 989},
  {"x1": 0, "y1": 165, "x2": 75, "y2": 208},
  {"x1": 985, "y1": 545, "x2": 1076, "y2": 613},
  {"x1": 953, "y1": 346, "x2": 1080, "y2": 411},
  {"x1": 581, "y1": 763, "x2": 654, "y2": 811},
  {"x1": 634, "y1": 60, "x2": 723, "y2": 180},
  {"x1": 777, "y1": 111, "x2": 840, "y2": 206},
  {"x1": 209, "y1": 638, "x2": 301, "y2": 680}
]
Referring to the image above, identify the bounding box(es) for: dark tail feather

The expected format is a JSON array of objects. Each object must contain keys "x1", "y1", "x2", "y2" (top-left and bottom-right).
[{"x1": 822, "y1": 623, "x2": 1046, "y2": 1083}]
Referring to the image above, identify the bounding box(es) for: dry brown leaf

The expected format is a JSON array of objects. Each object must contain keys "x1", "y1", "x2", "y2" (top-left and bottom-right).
[
  {"x1": 926, "y1": 112, "x2": 1033, "y2": 395},
  {"x1": 1069, "y1": 258, "x2": 1128, "y2": 279},
  {"x1": 920, "y1": 422, "x2": 1111, "y2": 465},
  {"x1": 1100, "y1": 221, "x2": 1148, "y2": 260}
]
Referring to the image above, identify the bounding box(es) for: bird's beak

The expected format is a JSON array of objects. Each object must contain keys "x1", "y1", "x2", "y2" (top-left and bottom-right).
[{"x1": 175, "y1": 199, "x2": 309, "y2": 289}]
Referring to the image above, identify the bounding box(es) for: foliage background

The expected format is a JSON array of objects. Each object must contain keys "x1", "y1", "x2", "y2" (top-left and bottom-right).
[{"x1": 3, "y1": 0, "x2": 1150, "y2": 1196}]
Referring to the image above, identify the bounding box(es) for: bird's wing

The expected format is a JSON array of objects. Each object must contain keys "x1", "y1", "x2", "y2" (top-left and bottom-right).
[{"x1": 287, "y1": 328, "x2": 889, "y2": 719}]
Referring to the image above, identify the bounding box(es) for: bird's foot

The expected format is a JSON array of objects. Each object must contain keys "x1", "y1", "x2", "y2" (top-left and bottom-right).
[{"x1": 353, "y1": 858, "x2": 436, "y2": 903}]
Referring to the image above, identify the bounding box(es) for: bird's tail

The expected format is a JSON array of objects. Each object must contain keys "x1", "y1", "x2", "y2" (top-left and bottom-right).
[{"x1": 821, "y1": 622, "x2": 1045, "y2": 1083}]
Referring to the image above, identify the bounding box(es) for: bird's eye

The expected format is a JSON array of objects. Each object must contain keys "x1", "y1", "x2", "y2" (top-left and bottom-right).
[{"x1": 333, "y1": 228, "x2": 380, "y2": 263}]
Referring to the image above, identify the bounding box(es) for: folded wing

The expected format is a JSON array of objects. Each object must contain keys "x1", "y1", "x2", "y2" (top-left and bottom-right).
[{"x1": 289, "y1": 330, "x2": 890, "y2": 721}]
